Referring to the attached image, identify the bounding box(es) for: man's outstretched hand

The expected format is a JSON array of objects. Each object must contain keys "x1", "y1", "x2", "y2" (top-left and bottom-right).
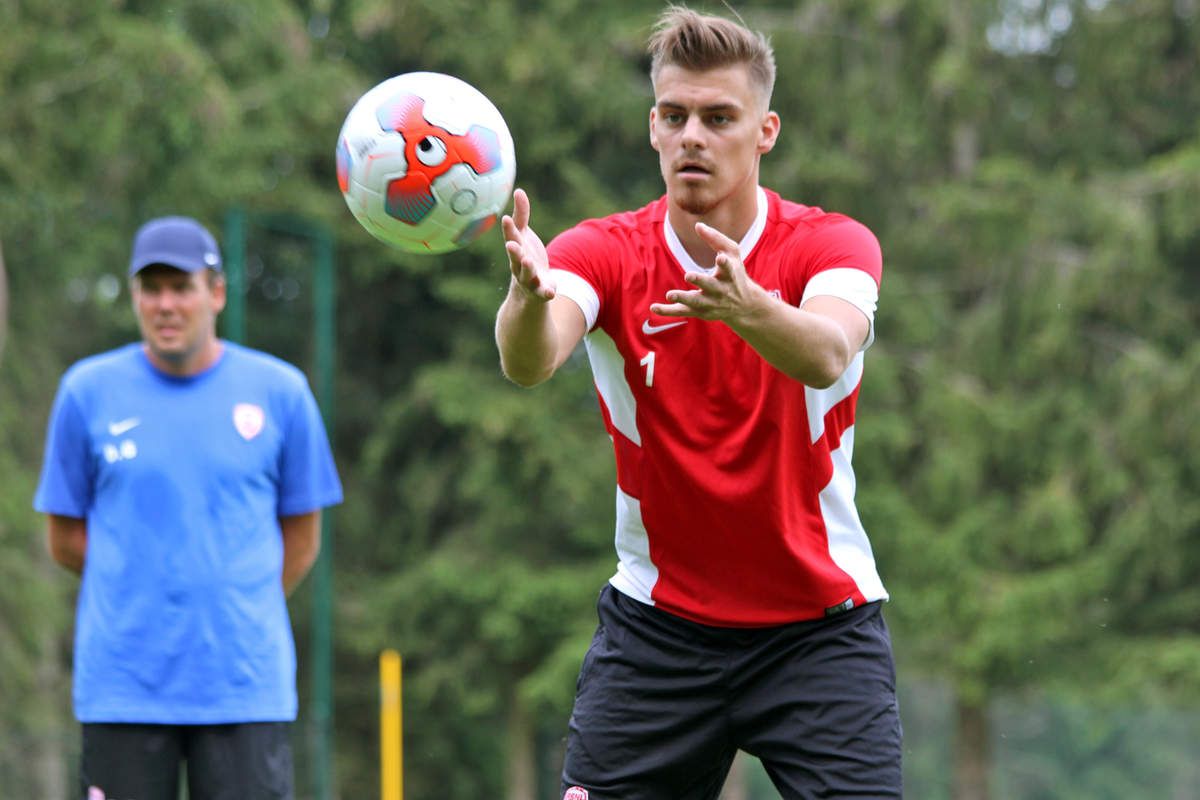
[{"x1": 502, "y1": 188, "x2": 555, "y2": 302}]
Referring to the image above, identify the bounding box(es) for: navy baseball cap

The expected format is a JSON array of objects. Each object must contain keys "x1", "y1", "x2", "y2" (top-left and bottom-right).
[{"x1": 128, "y1": 216, "x2": 222, "y2": 277}]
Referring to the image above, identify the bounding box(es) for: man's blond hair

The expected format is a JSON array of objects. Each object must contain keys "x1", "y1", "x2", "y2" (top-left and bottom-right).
[{"x1": 648, "y1": 5, "x2": 776, "y2": 109}]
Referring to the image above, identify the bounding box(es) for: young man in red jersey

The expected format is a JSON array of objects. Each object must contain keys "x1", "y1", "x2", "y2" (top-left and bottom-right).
[{"x1": 496, "y1": 5, "x2": 901, "y2": 798}]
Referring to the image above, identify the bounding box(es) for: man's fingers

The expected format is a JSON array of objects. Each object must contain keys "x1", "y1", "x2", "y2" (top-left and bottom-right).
[
  {"x1": 649, "y1": 301, "x2": 694, "y2": 317},
  {"x1": 683, "y1": 271, "x2": 721, "y2": 294},
  {"x1": 501, "y1": 190, "x2": 530, "y2": 242},
  {"x1": 656, "y1": 289, "x2": 707, "y2": 313},
  {"x1": 505, "y1": 238, "x2": 523, "y2": 265},
  {"x1": 506, "y1": 243, "x2": 535, "y2": 282},
  {"x1": 695, "y1": 221, "x2": 739, "y2": 256},
  {"x1": 502, "y1": 214, "x2": 520, "y2": 243},
  {"x1": 694, "y1": 224, "x2": 744, "y2": 282},
  {"x1": 511, "y1": 188, "x2": 530, "y2": 230},
  {"x1": 714, "y1": 251, "x2": 737, "y2": 277},
  {"x1": 506, "y1": 242, "x2": 556, "y2": 300},
  {"x1": 503, "y1": 189, "x2": 554, "y2": 300}
]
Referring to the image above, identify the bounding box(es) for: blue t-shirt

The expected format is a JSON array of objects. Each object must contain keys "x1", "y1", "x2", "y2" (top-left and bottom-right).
[{"x1": 34, "y1": 341, "x2": 343, "y2": 723}]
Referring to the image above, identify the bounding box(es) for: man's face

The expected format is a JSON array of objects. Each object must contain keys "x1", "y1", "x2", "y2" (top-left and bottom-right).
[
  {"x1": 131, "y1": 265, "x2": 225, "y2": 373},
  {"x1": 650, "y1": 63, "x2": 779, "y2": 217}
]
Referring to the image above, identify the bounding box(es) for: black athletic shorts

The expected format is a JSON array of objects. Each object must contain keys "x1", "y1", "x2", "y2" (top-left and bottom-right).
[
  {"x1": 560, "y1": 584, "x2": 903, "y2": 800},
  {"x1": 80, "y1": 721, "x2": 293, "y2": 800}
]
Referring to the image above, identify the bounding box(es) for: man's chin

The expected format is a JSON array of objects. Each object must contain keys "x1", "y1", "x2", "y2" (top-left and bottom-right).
[
  {"x1": 148, "y1": 342, "x2": 188, "y2": 364},
  {"x1": 671, "y1": 189, "x2": 716, "y2": 216}
]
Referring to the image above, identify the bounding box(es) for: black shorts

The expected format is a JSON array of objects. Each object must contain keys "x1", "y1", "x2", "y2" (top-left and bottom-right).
[
  {"x1": 80, "y1": 721, "x2": 293, "y2": 800},
  {"x1": 561, "y1": 585, "x2": 903, "y2": 800}
]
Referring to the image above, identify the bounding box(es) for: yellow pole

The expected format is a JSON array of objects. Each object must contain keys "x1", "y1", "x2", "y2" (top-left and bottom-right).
[{"x1": 380, "y1": 649, "x2": 402, "y2": 800}]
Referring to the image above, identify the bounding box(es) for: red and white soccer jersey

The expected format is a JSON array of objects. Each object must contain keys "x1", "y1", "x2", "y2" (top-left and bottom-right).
[{"x1": 547, "y1": 187, "x2": 887, "y2": 627}]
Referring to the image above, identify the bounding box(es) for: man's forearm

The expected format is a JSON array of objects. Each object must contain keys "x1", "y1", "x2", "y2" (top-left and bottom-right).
[
  {"x1": 726, "y1": 296, "x2": 856, "y2": 389},
  {"x1": 46, "y1": 516, "x2": 87, "y2": 575},
  {"x1": 495, "y1": 282, "x2": 560, "y2": 386},
  {"x1": 281, "y1": 512, "x2": 322, "y2": 596},
  {"x1": 282, "y1": 545, "x2": 318, "y2": 596}
]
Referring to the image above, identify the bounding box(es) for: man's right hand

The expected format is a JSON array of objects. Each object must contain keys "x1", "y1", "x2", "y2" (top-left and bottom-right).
[{"x1": 502, "y1": 188, "x2": 556, "y2": 302}]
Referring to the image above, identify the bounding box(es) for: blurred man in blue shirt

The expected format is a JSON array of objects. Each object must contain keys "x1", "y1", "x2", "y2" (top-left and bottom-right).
[{"x1": 35, "y1": 216, "x2": 343, "y2": 800}]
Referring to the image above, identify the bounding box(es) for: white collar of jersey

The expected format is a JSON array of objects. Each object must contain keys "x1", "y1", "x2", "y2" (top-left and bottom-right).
[{"x1": 663, "y1": 186, "x2": 768, "y2": 275}]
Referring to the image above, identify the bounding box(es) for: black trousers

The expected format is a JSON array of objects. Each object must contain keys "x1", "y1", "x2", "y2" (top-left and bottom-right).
[
  {"x1": 561, "y1": 585, "x2": 903, "y2": 799},
  {"x1": 81, "y1": 721, "x2": 293, "y2": 800}
]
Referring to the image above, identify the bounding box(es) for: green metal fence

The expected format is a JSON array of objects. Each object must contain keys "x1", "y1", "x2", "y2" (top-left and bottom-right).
[{"x1": 223, "y1": 208, "x2": 337, "y2": 800}]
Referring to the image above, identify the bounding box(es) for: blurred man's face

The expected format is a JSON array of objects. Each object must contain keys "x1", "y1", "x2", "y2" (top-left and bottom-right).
[{"x1": 131, "y1": 265, "x2": 225, "y2": 375}]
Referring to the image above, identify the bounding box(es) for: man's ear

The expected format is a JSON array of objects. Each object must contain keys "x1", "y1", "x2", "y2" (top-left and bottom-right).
[
  {"x1": 758, "y1": 110, "x2": 781, "y2": 155},
  {"x1": 210, "y1": 272, "x2": 228, "y2": 314}
]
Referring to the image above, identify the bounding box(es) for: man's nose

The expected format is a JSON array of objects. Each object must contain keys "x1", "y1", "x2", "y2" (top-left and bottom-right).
[
  {"x1": 155, "y1": 291, "x2": 181, "y2": 312},
  {"x1": 681, "y1": 116, "x2": 706, "y2": 148}
]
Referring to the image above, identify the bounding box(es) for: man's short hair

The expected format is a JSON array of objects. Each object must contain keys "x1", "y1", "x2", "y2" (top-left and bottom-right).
[{"x1": 648, "y1": 5, "x2": 776, "y2": 109}]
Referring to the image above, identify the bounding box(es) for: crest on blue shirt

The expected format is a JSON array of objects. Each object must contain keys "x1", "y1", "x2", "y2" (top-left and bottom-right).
[{"x1": 233, "y1": 403, "x2": 265, "y2": 440}]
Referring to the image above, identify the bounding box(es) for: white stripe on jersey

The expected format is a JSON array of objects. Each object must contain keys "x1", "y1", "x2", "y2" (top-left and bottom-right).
[
  {"x1": 819, "y1": 425, "x2": 889, "y2": 602},
  {"x1": 609, "y1": 486, "x2": 659, "y2": 606},
  {"x1": 801, "y1": 268, "x2": 880, "y2": 350},
  {"x1": 805, "y1": 351, "x2": 864, "y2": 444},
  {"x1": 550, "y1": 269, "x2": 600, "y2": 330},
  {"x1": 584, "y1": 328, "x2": 641, "y2": 446}
]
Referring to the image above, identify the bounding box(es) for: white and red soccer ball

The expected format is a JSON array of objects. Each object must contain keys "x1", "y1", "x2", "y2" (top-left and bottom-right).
[{"x1": 336, "y1": 72, "x2": 516, "y2": 254}]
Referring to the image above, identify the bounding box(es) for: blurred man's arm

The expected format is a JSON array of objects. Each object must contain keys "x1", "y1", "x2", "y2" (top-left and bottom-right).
[
  {"x1": 46, "y1": 514, "x2": 86, "y2": 574},
  {"x1": 281, "y1": 510, "x2": 322, "y2": 596}
]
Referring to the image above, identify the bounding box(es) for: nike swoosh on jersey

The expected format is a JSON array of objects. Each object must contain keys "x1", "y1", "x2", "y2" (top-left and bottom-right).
[
  {"x1": 107, "y1": 418, "x2": 141, "y2": 436},
  {"x1": 642, "y1": 320, "x2": 688, "y2": 335}
]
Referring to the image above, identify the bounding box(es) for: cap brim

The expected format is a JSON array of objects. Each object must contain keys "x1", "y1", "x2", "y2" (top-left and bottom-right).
[{"x1": 128, "y1": 252, "x2": 214, "y2": 277}]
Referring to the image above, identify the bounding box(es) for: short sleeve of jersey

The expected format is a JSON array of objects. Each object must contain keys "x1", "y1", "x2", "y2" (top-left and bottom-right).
[
  {"x1": 34, "y1": 377, "x2": 92, "y2": 517},
  {"x1": 276, "y1": 374, "x2": 343, "y2": 517},
  {"x1": 546, "y1": 220, "x2": 608, "y2": 331},
  {"x1": 786, "y1": 217, "x2": 882, "y2": 351}
]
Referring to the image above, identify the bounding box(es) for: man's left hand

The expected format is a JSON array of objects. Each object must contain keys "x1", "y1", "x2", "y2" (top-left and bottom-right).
[{"x1": 649, "y1": 222, "x2": 766, "y2": 324}]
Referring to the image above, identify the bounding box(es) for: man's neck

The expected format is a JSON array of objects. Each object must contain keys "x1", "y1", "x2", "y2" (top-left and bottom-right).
[
  {"x1": 666, "y1": 186, "x2": 762, "y2": 269},
  {"x1": 144, "y1": 337, "x2": 224, "y2": 377}
]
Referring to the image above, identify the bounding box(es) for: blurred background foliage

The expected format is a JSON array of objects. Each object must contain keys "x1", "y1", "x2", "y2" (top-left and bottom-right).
[{"x1": 1, "y1": 0, "x2": 1198, "y2": 798}]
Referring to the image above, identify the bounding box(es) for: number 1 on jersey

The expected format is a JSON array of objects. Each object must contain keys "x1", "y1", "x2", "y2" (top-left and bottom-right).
[{"x1": 640, "y1": 351, "x2": 655, "y2": 387}]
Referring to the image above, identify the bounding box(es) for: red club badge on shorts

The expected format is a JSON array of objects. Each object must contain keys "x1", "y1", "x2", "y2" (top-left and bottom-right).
[
  {"x1": 563, "y1": 788, "x2": 589, "y2": 800},
  {"x1": 233, "y1": 403, "x2": 265, "y2": 440}
]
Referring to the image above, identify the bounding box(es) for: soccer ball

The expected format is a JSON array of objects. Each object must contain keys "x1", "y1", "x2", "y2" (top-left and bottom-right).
[{"x1": 336, "y1": 72, "x2": 516, "y2": 254}]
